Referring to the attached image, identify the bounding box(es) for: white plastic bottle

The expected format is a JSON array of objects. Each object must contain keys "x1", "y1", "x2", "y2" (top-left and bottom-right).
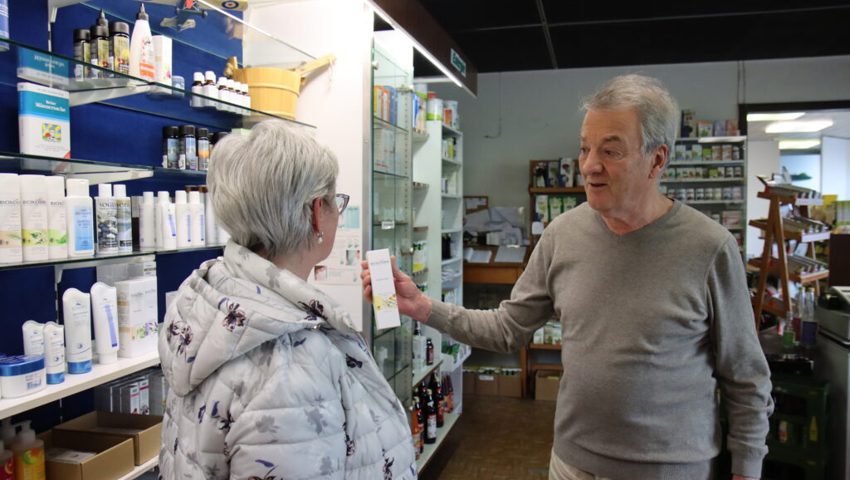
[
  {"x1": 128, "y1": 3, "x2": 154, "y2": 81},
  {"x1": 140, "y1": 191, "x2": 156, "y2": 250},
  {"x1": 45, "y1": 176, "x2": 68, "y2": 260},
  {"x1": 112, "y1": 184, "x2": 132, "y2": 253},
  {"x1": 160, "y1": 193, "x2": 177, "y2": 250},
  {"x1": 43, "y1": 321, "x2": 65, "y2": 384},
  {"x1": 65, "y1": 178, "x2": 95, "y2": 258},
  {"x1": 0, "y1": 174, "x2": 22, "y2": 264},
  {"x1": 19, "y1": 174, "x2": 48, "y2": 262},
  {"x1": 21, "y1": 320, "x2": 44, "y2": 357},
  {"x1": 90, "y1": 282, "x2": 119, "y2": 364},
  {"x1": 62, "y1": 288, "x2": 92, "y2": 374},
  {"x1": 11, "y1": 421, "x2": 45, "y2": 480},
  {"x1": 190, "y1": 71, "x2": 204, "y2": 108},
  {"x1": 188, "y1": 190, "x2": 204, "y2": 247},
  {"x1": 95, "y1": 183, "x2": 118, "y2": 255},
  {"x1": 215, "y1": 76, "x2": 228, "y2": 111},
  {"x1": 201, "y1": 186, "x2": 217, "y2": 246},
  {"x1": 202, "y1": 70, "x2": 218, "y2": 108},
  {"x1": 155, "y1": 191, "x2": 167, "y2": 249},
  {"x1": 0, "y1": 439, "x2": 12, "y2": 480},
  {"x1": 174, "y1": 190, "x2": 191, "y2": 248}
]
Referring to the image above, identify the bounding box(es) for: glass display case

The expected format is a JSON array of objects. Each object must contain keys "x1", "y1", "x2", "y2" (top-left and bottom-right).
[{"x1": 370, "y1": 45, "x2": 413, "y2": 407}]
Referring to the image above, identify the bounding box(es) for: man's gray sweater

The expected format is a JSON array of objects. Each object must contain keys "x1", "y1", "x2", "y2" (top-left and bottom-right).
[{"x1": 427, "y1": 201, "x2": 773, "y2": 479}]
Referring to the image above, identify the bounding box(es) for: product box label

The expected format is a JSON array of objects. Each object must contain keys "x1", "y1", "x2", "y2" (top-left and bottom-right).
[
  {"x1": 17, "y1": 47, "x2": 69, "y2": 88},
  {"x1": 366, "y1": 248, "x2": 401, "y2": 330},
  {"x1": 18, "y1": 82, "x2": 71, "y2": 159}
]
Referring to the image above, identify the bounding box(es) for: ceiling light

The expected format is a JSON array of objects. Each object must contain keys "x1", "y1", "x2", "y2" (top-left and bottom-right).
[
  {"x1": 779, "y1": 139, "x2": 821, "y2": 150},
  {"x1": 747, "y1": 112, "x2": 805, "y2": 122},
  {"x1": 765, "y1": 120, "x2": 833, "y2": 133}
]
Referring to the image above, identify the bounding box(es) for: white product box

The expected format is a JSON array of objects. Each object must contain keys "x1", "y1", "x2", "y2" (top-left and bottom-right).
[
  {"x1": 152, "y1": 36, "x2": 172, "y2": 90},
  {"x1": 18, "y1": 82, "x2": 70, "y2": 159},
  {"x1": 115, "y1": 277, "x2": 158, "y2": 358},
  {"x1": 118, "y1": 382, "x2": 140, "y2": 414},
  {"x1": 366, "y1": 249, "x2": 400, "y2": 330}
]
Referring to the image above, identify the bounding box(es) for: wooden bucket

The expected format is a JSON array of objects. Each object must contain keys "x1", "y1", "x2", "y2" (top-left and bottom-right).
[{"x1": 233, "y1": 55, "x2": 335, "y2": 120}]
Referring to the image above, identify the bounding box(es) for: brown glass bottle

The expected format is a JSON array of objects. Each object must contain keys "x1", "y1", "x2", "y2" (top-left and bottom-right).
[
  {"x1": 425, "y1": 389, "x2": 437, "y2": 444},
  {"x1": 430, "y1": 373, "x2": 444, "y2": 427}
]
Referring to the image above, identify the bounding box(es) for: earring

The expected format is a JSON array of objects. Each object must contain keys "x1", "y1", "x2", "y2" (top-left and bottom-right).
[{"x1": 316, "y1": 231, "x2": 324, "y2": 244}]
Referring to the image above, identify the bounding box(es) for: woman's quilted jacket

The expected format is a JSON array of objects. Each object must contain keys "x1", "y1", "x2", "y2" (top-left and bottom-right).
[{"x1": 158, "y1": 242, "x2": 416, "y2": 479}]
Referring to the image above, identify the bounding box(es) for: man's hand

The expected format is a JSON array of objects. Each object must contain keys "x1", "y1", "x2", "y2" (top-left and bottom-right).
[{"x1": 361, "y1": 256, "x2": 432, "y2": 322}]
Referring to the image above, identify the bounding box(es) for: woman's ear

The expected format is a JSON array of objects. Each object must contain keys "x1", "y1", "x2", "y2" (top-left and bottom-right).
[{"x1": 311, "y1": 197, "x2": 324, "y2": 232}]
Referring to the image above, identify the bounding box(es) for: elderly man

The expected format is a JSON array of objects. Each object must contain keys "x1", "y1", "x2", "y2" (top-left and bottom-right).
[{"x1": 362, "y1": 74, "x2": 772, "y2": 480}]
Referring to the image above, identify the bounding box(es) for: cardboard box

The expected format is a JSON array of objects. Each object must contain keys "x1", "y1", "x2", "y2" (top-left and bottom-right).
[
  {"x1": 41, "y1": 429, "x2": 135, "y2": 480},
  {"x1": 535, "y1": 370, "x2": 561, "y2": 402},
  {"x1": 463, "y1": 371, "x2": 476, "y2": 395},
  {"x1": 498, "y1": 374, "x2": 522, "y2": 398},
  {"x1": 474, "y1": 373, "x2": 499, "y2": 396},
  {"x1": 54, "y1": 411, "x2": 163, "y2": 466}
]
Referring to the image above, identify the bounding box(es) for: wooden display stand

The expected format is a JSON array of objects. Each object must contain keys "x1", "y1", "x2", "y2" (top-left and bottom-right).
[{"x1": 749, "y1": 190, "x2": 829, "y2": 329}]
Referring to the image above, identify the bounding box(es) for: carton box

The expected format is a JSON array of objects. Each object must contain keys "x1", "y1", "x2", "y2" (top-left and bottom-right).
[
  {"x1": 54, "y1": 412, "x2": 163, "y2": 466},
  {"x1": 535, "y1": 370, "x2": 561, "y2": 402},
  {"x1": 463, "y1": 371, "x2": 476, "y2": 395},
  {"x1": 41, "y1": 429, "x2": 135, "y2": 480},
  {"x1": 474, "y1": 373, "x2": 499, "y2": 396},
  {"x1": 498, "y1": 374, "x2": 522, "y2": 398}
]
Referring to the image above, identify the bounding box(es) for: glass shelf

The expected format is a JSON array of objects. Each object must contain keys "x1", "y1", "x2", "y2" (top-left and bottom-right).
[
  {"x1": 374, "y1": 169, "x2": 410, "y2": 180},
  {"x1": 0, "y1": 151, "x2": 153, "y2": 185},
  {"x1": 0, "y1": 245, "x2": 224, "y2": 272},
  {"x1": 2, "y1": 37, "x2": 316, "y2": 130},
  {"x1": 373, "y1": 116, "x2": 409, "y2": 134},
  {"x1": 154, "y1": 167, "x2": 208, "y2": 179}
]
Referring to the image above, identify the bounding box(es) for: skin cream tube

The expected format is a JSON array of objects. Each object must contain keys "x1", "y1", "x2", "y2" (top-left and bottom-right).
[
  {"x1": 43, "y1": 322, "x2": 65, "y2": 384},
  {"x1": 21, "y1": 320, "x2": 44, "y2": 356},
  {"x1": 19, "y1": 175, "x2": 48, "y2": 262},
  {"x1": 62, "y1": 288, "x2": 92, "y2": 374},
  {"x1": 45, "y1": 176, "x2": 68, "y2": 260},
  {"x1": 90, "y1": 282, "x2": 119, "y2": 364},
  {"x1": 0, "y1": 174, "x2": 22, "y2": 264}
]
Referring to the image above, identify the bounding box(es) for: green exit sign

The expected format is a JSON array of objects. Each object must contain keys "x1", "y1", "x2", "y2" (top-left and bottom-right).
[{"x1": 450, "y1": 49, "x2": 467, "y2": 78}]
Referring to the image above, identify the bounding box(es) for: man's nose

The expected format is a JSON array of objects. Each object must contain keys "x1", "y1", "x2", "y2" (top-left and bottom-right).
[{"x1": 581, "y1": 152, "x2": 603, "y2": 175}]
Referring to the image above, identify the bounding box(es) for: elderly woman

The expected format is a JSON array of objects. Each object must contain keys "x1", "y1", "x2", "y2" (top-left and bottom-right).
[{"x1": 158, "y1": 120, "x2": 415, "y2": 479}]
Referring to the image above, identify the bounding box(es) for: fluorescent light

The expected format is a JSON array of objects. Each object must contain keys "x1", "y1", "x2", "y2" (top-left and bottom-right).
[
  {"x1": 747, "y1": 112, "x2": 805, "y2": 122},
  {"x1": 779, "y1": 139, "x2": 821, "y2": 150},
  {"x1": 366, "y1": 1, "x2": 463, "y2": 88},
  {"x1": 765, "y1": 120, "x2": 833, "y2": 133}
]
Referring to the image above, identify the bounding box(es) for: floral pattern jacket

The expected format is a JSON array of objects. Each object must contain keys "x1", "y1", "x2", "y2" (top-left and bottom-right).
[{"x1": 158, "y1": 242, "x2": 416, "y2": 479}]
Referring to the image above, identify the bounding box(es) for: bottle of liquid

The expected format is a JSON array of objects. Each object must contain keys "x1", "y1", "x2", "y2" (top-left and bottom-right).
[
  {"x1": 90, "y1": 11, "x2": 110, "y2": 77},
  {"x1": 0, "y1": 438, "x2": 13, "y2": 480},
  {"x1": 800, "y1": 287, "x2": 818, "y2": 348},
  {"x1": 65, "y1": 178, "x2": 94, "y2": 258},
  {"x1": 45, "y1": 176, "x2": 67, "y2": 260},
  {"x1": 424, "y1": 389, "x2": 437, "y2": 444},
  {"x1": 0, "y1": 174, "x2": 22, "y2": 264},
  {"x1": 62, "y1": 288, "x2": 93, "y2": 374},
  {"x1": 188, "y1": 190, "x2": 204, "y2": 247},
  {"x1": 43, "y1": 322, "x2": 65, "y2": 385},
  {"x1": 112, "y1": 184, "x2": 132, "y2": 253},
  {"x1": 201, "y1": 186, "x2": 217, "y2": 246},
  {"x1": 414, "y1": 395, "x2": 425, "y2": 454},
  {"x1": 162, "y1": 126, "x2": 179, "y2": 169},
  {"x1": 412, "y1": 322, "x2": 426, "y2": 372},
  {"x1": 190, "y1": 72, "x2": 204, "y2": 108},
  {"x1": 19, "y1": 175, "x2": 48, "y2": 262},
  {"x1": 90, "y1": 282, "x2": 119, "y2": 364},
  {"x1": 197, "y1": 128, "x2": 210, "y2": 171},
  {"x1": 72, "y1": 28, "x2": 91, "y2": 81},
  {"x1": 202, "y1": 71, "x2": 217, "y2": 108},
  {"x1": 174, "y1": 191, "x2": 191, "y2": 248},
  {"x1": 216, "y1": 76, "x2": 228, "y2": 111},
  {"x1": 21, "y1": 321, "x2": 44, "y2": 357},
  {"x1": 408, "y1": 404, "x2": 420, "y2": 460},
  {"x1": 11, "y1": 421, "x2": 44, "y2": 480},
  {"x1": 128, "y1": 3, "x2": 154, "y2": 81},
  {"x1": 430, "y1": 372, "x2": 444, "y2": 427},
  {"x1": 95, "y1": 183, "x2": 118, "y2": 255},
  {"x1": 139, "y1": 191, "x2": 156, "y2": 251},
  {"x1": 159, "y1": 192, "x2": 177, "y2": 250},
  {"x1": 179, "y1": 125, "x2": 197, "y2": 171},
  {"x1": 425, "y1": 337, "x2": 434, "y2": 366},
  {"x1": 109, "y1": 20, "x2": 130, "y2": 75}
]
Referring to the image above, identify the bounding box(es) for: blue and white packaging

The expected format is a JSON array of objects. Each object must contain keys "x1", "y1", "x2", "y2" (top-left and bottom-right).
[
  {"x1": 18, "y1": 82, "x2": 71, "y2": 159},
  {"x1": 0, "y1": 0, "x2": 9, "y2": 52},
  {"x1": 17, "y1": 47, "x2": 69, "y2": 88},
  {"x1": 0, "y1": 354, "x2": 46, "y2": 399}
]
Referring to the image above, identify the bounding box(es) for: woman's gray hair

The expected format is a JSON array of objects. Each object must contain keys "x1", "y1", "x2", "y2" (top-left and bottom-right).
[
  {"x1": 207, "y1": 119, "x2": 338, "y2": 259},
  {"x1": 582, "y1": 74, "x2": 679, "y2": 159}
]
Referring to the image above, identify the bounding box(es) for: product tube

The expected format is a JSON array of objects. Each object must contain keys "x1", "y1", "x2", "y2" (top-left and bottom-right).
[
  {"x1": 21, "y1": 320, "x2": 44, "y2": 356},
  {"x1": 45, "y1": 176, "x2": 68, "y2": 260},
  {"x1": 0, "y1": 174, "x2": 22, "y2": 264},
  {"x1": 160, "y1": 193, "x2": 177, "y2": 250},
  {"x1": 65, "y1": 178, "x2": 95, "y2": 258},
  {"x1": 174, "y1": 190, "x2": 190, "y2": 248},
  {"x1": 112, "y1": 184, "x2": 132, "y2": 253},
  {"x1": 201, "y1": 186, "x2": 217, "y2": 246},
  {"x1": 62, "y1": 288, "x2": 92, "y2": 374},
  {"x1": 19, "y1": 175, "x2": 49, "y2": 262},
  {"x1": 188, "y1": 190, "x2": 204, "y2": 247},
  {"x1": 43, "y1": 322, "x2": 65, "y2": 384},
  {"x1": 140, "y1": 191, "x2": 156, "y2": 250},
  {"x1": 90, "y1": 282, "x2": 120, "y2": 364}
]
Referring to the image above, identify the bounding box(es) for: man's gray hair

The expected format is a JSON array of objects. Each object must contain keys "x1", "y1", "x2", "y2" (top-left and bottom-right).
[
  {"x1": 208, "y1": 119, "x2": 338, "y2": 259},
  {"x1": 582, "y1": 74, "x2": 679, "y2": 158}
]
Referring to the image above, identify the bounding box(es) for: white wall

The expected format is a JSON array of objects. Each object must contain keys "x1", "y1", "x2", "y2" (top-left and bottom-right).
[
  {"x1": 780, "y1": 154, "x2": 821, "y2": 192},
  {"x1": 822, "y1": 136, "x2": 850, "y2": 199},
  {"x1": 747, "y1": 141, "x2": 781, "y2": 257},
  {"x1": 431, "y1": 55, "x2": 850, "y2": 209}
]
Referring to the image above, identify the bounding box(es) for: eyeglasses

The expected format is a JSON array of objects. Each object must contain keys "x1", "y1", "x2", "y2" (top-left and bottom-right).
[{"x1": 335, "y1": 193, "x2": 350, "y2": 214}]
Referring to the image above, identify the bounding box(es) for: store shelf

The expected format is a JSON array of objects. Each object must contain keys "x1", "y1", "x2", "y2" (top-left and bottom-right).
[
  {"x1": 441, "y1": 124, "x2": 463, "y2": 137},
  {"x1": 676, "y1": 136, "x2": 746, "y2": 143},
  {"x1": 528, "y1": 343, "x2": 562, "y2": 351},
  {"x1": 413, "y1": 359, "x2": 443, "y2": 387},
  {"x1": 747, "y1": 258, "x2": 829, "y2": 284},
  {"x1": 757, "y1": 191, "x2": 823, "y2": 206},
  {"x1": 441, "y1": 272, "x2": 463, "y2": 282},
  {"x1": 0, "y1": 245, "x2": 223, "y2": 272},
  {"x1": 668, "y1": 160, "x2": 745, "y2": 166},
  {"x1": 441, "y1": 194, "x2": 462, "y2": 199},
  {"x1": 413, "y1": 131, "x2": 430, "y2": 143},
  {"x1": 528, "y1": 186, "x2": 586, "y2": 194},
  {"x1": 441, "y1": 257, "x2": 462, "y2": 266},
  {"x1": 0, "y1": 151, "x2": 153, "y2": 185},
  {"x1": 117, "y1": 457, "x2": 159, "y2": 480},
  {"x1": 441, "y1": 157, "x2": 462, "y2": 166},
  {"x1": 748, "y1": 220, "x2": 831, "y2": 243},
  {"x1": 0, "y1": 351, "x2": 159, "y2": 419},
  {"x1": 441, "y1": 228, "x2": 462, "y2": 234},
  {"x1": 155, "y1": 244, "x2": 225, "y2": 255},
  {"x1": 374, "y1": 169, "x2": 410, "y2": 180},
  {"x1": 417, "y1": 411, "x2": 460, "y2": 472},
  {"x1": 373, "y1": 115, "x2": 409, "y2": 134},
  {"x1": 153, "y1": 167, "x2": 208, "y2": 179},
  {"x1": 661, "y1": 177, "x2": 744, "y2": 184}
]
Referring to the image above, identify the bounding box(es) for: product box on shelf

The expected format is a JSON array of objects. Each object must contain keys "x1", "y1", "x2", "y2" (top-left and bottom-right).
[
  {"x1": 474, "y1": 372, "x2": 499, "y2": 396},
  {"x1": 54, "y1": 411, "x2": 163, "y2": 466},
  {"x1": 41, "y1": 429, "x2": 135, "y2": 480},
  {"x1": 535, "y1": 370, "x2": 561, "y2": 401},
  {"x1": 115, "y1": 277, "x2": 159, "y2": 358},
  {"x1": 463, "y1": 369, "x2": 475, "y2": 395},
  {"x1": 18, "y1": 82, "x2": 71, "y2": 159}
]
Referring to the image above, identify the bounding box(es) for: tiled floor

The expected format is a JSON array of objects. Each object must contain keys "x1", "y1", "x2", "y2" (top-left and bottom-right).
[{"x1": 419, "y1": 395, "x2": 557, "y2": 480}]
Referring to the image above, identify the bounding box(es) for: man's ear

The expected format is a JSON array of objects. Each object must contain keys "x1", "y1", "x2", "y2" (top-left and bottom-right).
[{"x1": 649, "y1": 144, "x2": 668, "y2": 179}]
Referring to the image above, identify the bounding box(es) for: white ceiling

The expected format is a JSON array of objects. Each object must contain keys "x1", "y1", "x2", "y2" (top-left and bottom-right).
[{"x1": 747, "y1": 109, "x2": 850, "y2": 143}]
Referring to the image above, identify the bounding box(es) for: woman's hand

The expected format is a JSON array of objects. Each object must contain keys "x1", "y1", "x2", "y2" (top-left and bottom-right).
[{"x1": 361, "y1": 256, "x2": 432, "y2": 322}]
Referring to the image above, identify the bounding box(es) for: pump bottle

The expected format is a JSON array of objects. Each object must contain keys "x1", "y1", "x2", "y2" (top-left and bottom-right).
[{"x1": 11, "y1": 421, "x2": 44, "y2": 480}]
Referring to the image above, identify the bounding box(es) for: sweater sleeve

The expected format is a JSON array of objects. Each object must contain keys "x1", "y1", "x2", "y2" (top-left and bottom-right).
[
  {"x1": 707, "y1": 237, "x2": 774, "y2": 478},
  {"x1": 426, "y1": 230, "x2": 556, "y2": 353}
]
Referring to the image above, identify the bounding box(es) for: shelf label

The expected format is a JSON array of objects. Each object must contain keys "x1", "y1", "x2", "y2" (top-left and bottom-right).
[{"x1": 381, "y1": 220, "x2": 395, "y2": 230}]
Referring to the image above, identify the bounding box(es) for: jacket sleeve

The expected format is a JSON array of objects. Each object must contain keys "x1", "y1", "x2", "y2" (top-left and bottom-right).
[
  {"x1": 707, "y1": 237, "x2": 774, "y2": 478},
  {"x1": 225, "y1": 342, "x2": 347, "y2": 480},
  {"x1": 426, "y1": 229, "x2": 556, "y2": 353}
]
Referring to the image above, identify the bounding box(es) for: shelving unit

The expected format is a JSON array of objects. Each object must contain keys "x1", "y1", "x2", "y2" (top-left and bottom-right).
[
  {"x1": 441, "y1": 123, "x2": 464, "y2": 308},
  {"x1": 117, "y1": 457, "x2": 159, "y2": 480},
  {"x1": 749, "y1": 188, "x2": 828, "y2": 329},
  {"x1": 416, "y1": 411, "x2": 460, "y2": 472}
]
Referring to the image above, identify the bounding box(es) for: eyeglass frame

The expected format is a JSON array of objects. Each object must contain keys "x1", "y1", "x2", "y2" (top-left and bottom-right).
[{"x1": 334, "y1": 193, "x2": 350, "y2": 214}]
